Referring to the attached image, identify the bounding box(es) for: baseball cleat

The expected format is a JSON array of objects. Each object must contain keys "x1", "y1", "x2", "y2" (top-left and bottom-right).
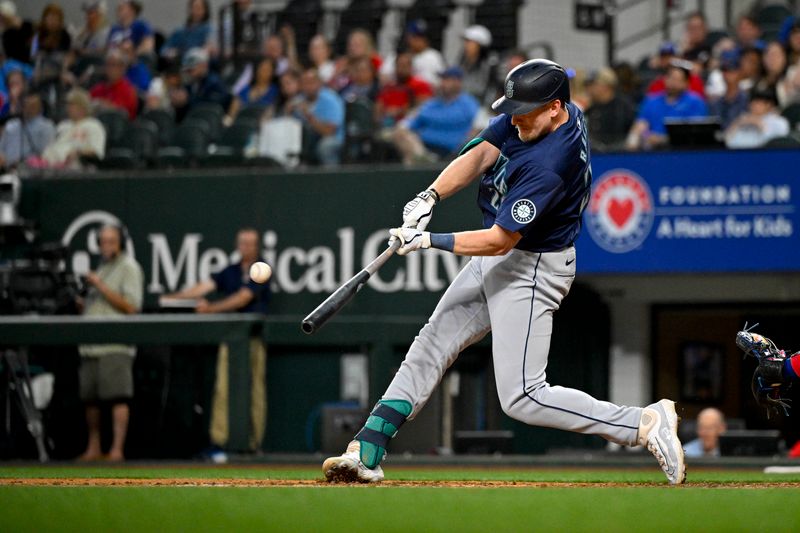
[
  {"x1": 322, "y1": 440, "x2": 384, "y2": 483},
  {"x1": 637, "y1": 399, "x2": 686, "y2": 485}
]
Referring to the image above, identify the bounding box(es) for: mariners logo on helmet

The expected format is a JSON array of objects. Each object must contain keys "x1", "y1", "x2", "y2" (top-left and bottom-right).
[
  {"x1": 511, "y1": 199, "x2": 536, "y2": 224},
  {"x1": 505, "y1": 80, "x2": 514, "y2": 98},
  {"x1": 585, "y1": 170, "x2": 654, "y2": 253}
]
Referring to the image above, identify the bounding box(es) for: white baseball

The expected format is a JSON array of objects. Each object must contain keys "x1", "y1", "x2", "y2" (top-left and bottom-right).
[{"x1": 249, "y1": 262, "x2": 272, "y2": 283}]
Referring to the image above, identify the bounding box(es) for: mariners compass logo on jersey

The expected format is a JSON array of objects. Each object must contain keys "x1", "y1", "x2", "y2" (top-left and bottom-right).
[
  {"x1": 586, "y1": 169, "x2": 654, "y2": 253},
  {"x1": 511, "y1": 199, "x2": 536, "y2": 224}
]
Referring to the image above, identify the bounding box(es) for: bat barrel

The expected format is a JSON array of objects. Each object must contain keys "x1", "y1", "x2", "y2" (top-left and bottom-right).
[{"x1": 300, "y1": 270, "x2": 370, "y2": 334}]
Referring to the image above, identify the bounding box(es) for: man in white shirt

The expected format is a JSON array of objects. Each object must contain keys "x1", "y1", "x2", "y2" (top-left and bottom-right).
[
  {"x1": 725, "y1": 87, "x2": 790, "y2": 149},
  {"x1": 405, "y1": 19, "x2": 445, "y2": 88}
]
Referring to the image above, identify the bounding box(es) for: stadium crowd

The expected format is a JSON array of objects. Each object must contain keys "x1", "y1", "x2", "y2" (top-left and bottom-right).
[{"x1": 0, "y1": 1, "x2": 799, "y2": 172}]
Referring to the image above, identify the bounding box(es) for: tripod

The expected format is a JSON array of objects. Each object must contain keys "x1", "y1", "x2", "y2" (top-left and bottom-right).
[{"x1": 2, "y1": 348, "x2": 49, "y2": 462}]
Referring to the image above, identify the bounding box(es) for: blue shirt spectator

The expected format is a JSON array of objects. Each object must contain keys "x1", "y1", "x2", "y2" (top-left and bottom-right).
[
  {"x1": 126, "y1": 61, "x2": 152, "y2": 92},
  {"x1": 0, "y1": 61, "x2": 33, "y2": 96},
  {"x1": 160, "y1": 0, "x2": 214, "y2": 62},
  {"x1": 627, "y1": 62, "x2": 708, "y2": 150},
  {"x1": 406, "y1": 68, "x2": 479, "y2": 153},
  {"x1": 238, "y1": 84, "x2": 279, "y2": 107},
  {"x1": 211, "y1": 262, "x2": 270, "y2": 314},
  {"x1": 107, "y1": 1, "x2": 154, "y2": 55},
  {"x1": 291, "y1": 68, "x2": 345, "y2": 165}
]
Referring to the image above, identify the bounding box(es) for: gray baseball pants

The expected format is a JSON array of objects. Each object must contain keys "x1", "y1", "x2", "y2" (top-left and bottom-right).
[{"x1": 383, "y1": 247, "x2": 642, "y2": 446}]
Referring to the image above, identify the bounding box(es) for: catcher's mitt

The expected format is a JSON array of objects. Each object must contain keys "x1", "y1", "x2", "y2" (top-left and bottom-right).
[{"x1": 736, "y1": 324, "x2": 792, "y2": 418}]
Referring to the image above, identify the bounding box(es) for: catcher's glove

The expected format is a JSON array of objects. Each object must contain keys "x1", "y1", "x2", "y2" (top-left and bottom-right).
[{"x1": 736, "y1": 324, "x2": 792, "y2": 418}]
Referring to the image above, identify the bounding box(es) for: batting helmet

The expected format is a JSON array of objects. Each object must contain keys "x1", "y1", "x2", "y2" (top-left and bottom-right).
[{"x1": 492, "y1": 59, "x2": 571, "y2": 115}]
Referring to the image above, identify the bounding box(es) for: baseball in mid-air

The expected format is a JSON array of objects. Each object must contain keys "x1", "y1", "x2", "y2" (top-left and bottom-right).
[{"x1": 249, "y1": 262, "x2": 272, "y2": 283}]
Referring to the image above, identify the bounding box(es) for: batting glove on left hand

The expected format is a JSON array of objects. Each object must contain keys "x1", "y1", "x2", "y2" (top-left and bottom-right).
[
  {"x1": 402, "y1": 189, "x2": 439, "y2": 231},
  {"x1": 389, "y1": 227, "x2": 431, "y2": 256}
]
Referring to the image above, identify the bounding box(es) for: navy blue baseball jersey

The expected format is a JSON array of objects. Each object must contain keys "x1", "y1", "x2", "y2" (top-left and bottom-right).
[{"x1": 469, "y1": 102, "x2": 592, "y2": 252}]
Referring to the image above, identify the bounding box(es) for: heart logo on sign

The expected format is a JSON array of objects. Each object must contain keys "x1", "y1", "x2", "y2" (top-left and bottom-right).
[{"x1": 608, "y1": 198, "x2": 634, "y2": 228}]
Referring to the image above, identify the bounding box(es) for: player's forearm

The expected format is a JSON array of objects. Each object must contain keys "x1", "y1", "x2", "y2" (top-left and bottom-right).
[
  {"x1": 429, "y1": 144, "x2": 496, "y2": 200},
  {"x1": 444, "y1": 226, "x2": 521, "y2": 256}
]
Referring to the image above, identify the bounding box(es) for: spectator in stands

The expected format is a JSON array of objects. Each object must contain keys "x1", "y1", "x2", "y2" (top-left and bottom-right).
[
  {"x1": 756, "y1": 41, "x2": 789, "y2": 106},
  {"x1": 339, "y1": 57, "x2": 379, "y2": 103},
  {"x1": 708, "y1": 51, "x2": 749, "y2": 129},
  {"x1": 683, "y1": 407, "x2": 726, "y2": 458},
  {"x1": 161, "y1": 0, "x2": 215, "y2": 63},
  {"x1": 735, "y1": 13, "x2": 764, "y2": 52},
  {"x1": 144, "y1": 63, "x2": 181, "y2": 111},
  {"x1": 264, "y1": 33, "x2": 290, "y2": 76},
  {"x1": 77, "y1": 223, "x2": 144, "y2": 462},
  {"x1": 705, "y1": 37, "x2": 739, "y2": 99},
  {"x1": 308, "y1": 34, "x2": 335, "y2": 84},
  {"x1": 286, "y1": 67, "x2": 344, "y2": 166},
  {"x1": 681, "y1": 11, "x2": 712, "y2": 65},
  {"x1": 0, "y1": 92, "x2": 54, "y2": 169},
  {"x1": 38, "y1": 88, "x2": 106, "y2": 168},
  {"x1": 31, "y1": 4, "x2": 71, "y2": 88},
  {"x1": 392, "y1": 66, "x2": 478, "y2": 165},
  {"x1": 163, "y1": 227, "x2": 269, "y2": 454},
  {"x1": 74, "y1": 1, "x2": 110, "y2": 59},
  {"x1": 0, "y1": 68, "x2": 26, "y2": 121},
  {"x1": 786, "y1": 20, "x2": 800, "y2": 65},
  {"x1": 613, "y1": 61, "x2": 643, "y2": 105},
  {"x1": 725, "y1": 86, "x2": 789, "y2": 149},
  {"x1": 374, "y1": 52, "x2": 433, "y2": 129},
  {"x1": 738, "y1": 46, "x2": 763, "y2": 92},
  {"x1": 647, "y1": 42, "x2": 705, "y2": 98},
  {"x1": 584, "y1": 67, "x2": 636, "y2": 152},
  {"x1": 627, "y1": 61, "x2": 708, "y2": 150},
  {"x1": 331, "y1": 29, "x2": 381, "y2": 91},
  {"x1": 277, "y1": 68, "x2": 302, "y2": 116},
  {"x1": 225, "y1": 57, "x2": 279, "y2": 124},
  {"x1": 118, "y1": 39, "x2": 151, "y2": 94},
  {"x1": 90, "y1": 48, "x2": 138, "y2": 119},
  {"x1": 404, "y1": 20, "x2": 445, "y2": 88},
  {"x1": 569, "y1": 68, "x2": 590, "y2": 111},
  {"x1": 0, "y1": 1, "x2": 34, "y2": 65},
  {"x1": 107, "y1": 0, "x2": 154, "y2": 57},
  {"x1": 459, "y1": 25, "x2": 497, "y2": 105},
  {"x1": 170, "y1": 47, "x2": 231, "y2": 122}
]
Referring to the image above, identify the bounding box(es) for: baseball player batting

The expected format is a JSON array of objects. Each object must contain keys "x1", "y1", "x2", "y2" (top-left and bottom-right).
[{"x1": 323, "y1": 59, "x2": 686, "y2": 485}]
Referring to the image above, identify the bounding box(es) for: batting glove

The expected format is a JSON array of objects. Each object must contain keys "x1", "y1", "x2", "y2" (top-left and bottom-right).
[
  {"x1": 402, "y1": 189, "x2": 439, "y2": 231},
  {"x1": 389, "y1": 227, "x2": 431, "y2": 256}
]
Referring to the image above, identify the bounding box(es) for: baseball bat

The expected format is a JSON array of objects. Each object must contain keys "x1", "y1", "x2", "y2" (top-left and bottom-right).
[{"x1": 301, "y1": 239, "x2": 401, "y2": 334}]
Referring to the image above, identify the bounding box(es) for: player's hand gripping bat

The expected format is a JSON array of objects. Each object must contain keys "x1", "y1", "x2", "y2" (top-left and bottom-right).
[{"x1": 301, "y1": 239, "x2": 401, "y2": 334}]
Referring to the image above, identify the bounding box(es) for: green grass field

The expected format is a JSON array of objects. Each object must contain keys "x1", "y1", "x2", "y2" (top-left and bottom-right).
[{"x1": 2, "y1": 465, "x2": 800, "y2": 532}]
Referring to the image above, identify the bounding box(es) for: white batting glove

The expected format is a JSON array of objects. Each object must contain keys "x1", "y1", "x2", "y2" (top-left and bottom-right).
[
  {"x1": 389, "y1": 227, "x2": 431, "y2": 256},
  {"x1": 402, "y1": 189, "x2": 439, "y2": 231}
]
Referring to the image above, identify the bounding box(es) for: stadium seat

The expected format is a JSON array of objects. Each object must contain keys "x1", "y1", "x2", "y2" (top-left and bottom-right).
[
  {"x1": 96, "y1": 108, "x2": 130, "y2": 149},
  {"x1": 217, "y1": 119, "x2": 259, "y2": 155},
  {"x1": 142, "y1": 108, "x2": 176, "y2": 146},
  {"x1": 237, "y1": 105, "x2": 269, "y2": 123},
  {"x1": 121, "y1": 120, "x2": 159, "y2": 165},
  {"x1": 186, "y1": 103, "x2": 225, "y2": 142},
  {"x1": 344, "y1": 99, "x2": 375, "y2": 163},
  {"x1": 781, "y1": 103, "x2": 800, "y2": 129},
  {"x1": 156, "y1": 124, "x2": 210, "y2": 167},
  {"x1": 764, "y1": 135, "x2": 800, "y2": 148},
  {"x1": 99, "y1": 147, "x2": 138, "y2": 169}
]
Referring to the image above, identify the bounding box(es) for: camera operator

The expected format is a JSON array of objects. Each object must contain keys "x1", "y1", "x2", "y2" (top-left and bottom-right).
[{"x1": 77, "y1": 224, "x2": 143, "y2": 462}]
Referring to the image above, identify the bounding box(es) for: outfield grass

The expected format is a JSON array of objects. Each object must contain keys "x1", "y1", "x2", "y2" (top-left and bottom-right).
[{"x1": 2, "y1": 466, "x2": 800, "y2": 532}]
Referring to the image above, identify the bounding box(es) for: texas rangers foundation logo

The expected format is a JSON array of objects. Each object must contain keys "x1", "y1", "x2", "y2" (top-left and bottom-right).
[
  {"x1": 585, "y1": 169, "x2": 654, "y2": 253},
  {"x1": 505, "y1": 80, "x2": 514, "y2": 98},
  {"x1": 511, "y1": 199, "x2": 536, "y2": 224}
]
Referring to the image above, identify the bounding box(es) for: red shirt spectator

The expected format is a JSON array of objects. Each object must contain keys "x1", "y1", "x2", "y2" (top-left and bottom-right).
[
  {"x1": 647, "y1": 73, "x2": 706, "y2": 99},
  {"x1": 376, "y1": 52, "x2": 433, "y2": 126},
  {"x1": 90, "y1": 49, "x2": 139, "y2": 119}
]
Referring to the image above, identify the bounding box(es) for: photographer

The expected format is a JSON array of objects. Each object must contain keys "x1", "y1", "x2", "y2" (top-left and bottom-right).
[{"x1": 77, "y1": 224, "x2": 143, "y2": 462}]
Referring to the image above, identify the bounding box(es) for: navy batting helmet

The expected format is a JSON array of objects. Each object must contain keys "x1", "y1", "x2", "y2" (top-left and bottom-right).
[{"x1": 492, "y1": 59, "x2": 571, "y2": 115}]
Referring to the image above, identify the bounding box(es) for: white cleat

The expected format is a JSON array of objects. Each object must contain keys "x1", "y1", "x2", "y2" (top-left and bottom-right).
[
  {"x1": 638, "y1": 399, "x2": 687, "y2": 485},
  {"x1": 322, "y1": 440, "x2": 384, "y2": 483}
]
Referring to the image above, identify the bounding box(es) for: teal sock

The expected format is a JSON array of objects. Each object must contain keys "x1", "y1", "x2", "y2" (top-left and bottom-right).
[{"x1": 356, "y1": 399, "x2": 412, "y2": 469}]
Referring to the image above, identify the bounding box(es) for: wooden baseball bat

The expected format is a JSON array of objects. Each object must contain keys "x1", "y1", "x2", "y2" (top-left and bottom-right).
[{"x1": 301, "y1": 239, "x2": 401, "y2": 334}]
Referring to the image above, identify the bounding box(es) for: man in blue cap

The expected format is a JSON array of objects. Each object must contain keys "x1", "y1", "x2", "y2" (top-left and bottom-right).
[
  {"x1": 405, "y1": 19, "x2": 446, "y2": 87},
  {"x1": 392, "y1": 66, "x2": 479, "y2": 165}
]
